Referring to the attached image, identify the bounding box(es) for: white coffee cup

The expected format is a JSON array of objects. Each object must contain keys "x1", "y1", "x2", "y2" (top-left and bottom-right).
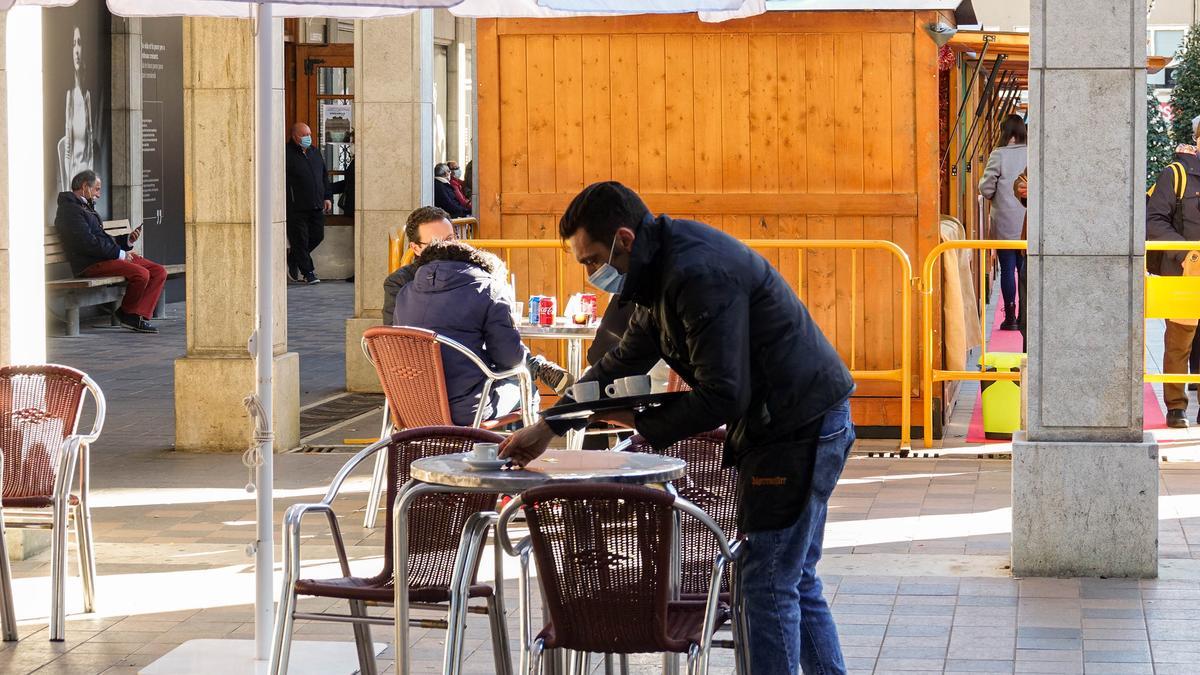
[
  {"x1": 569, "y1": 381, "x2": 600, "y2": 402},
  {"x1": 472, "y1": 442, "x2": 499, "y2": 461},
  {"x1": 619, "y1": 375, "x2": 651, "y2": 397},
  {"x1": 605, "y1": 380, "x2": 627, "y2": 398}
]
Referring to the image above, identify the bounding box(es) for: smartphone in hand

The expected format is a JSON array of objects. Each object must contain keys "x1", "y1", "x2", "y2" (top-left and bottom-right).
[{"x1": 128, "y1": 225, "x2": 144, "y2": 243}]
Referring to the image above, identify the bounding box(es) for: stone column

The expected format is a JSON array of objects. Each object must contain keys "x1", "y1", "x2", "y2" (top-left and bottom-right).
[
  {"x1": 344, "y1": 12, "x2": 433, "y2": 392},
  {"x1": 1015, "y1": 0, "x2": 1158, "y2": 577},
  {"x1": 109, "y1": 17, "x2": 142, "y2": 238},
  {"x1": 174, "y1": 18, "x2": 299, "y2": 451}
]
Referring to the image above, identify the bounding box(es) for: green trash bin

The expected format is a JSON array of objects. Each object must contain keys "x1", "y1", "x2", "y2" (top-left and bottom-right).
[{"x1": 980, "y1": 352, "x2": 1024, "y2": 440}]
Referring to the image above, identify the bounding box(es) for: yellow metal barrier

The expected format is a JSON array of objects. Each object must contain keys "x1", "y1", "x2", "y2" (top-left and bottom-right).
[
  {"x1": 921, "y1": 239, "x2": 1026, "y2": 448},
  {"x1": 1145, "y1": 241, "x2": 1200, "y2": 386},
  {"x1": 466, "y1": 237, "x2": 915, "y2": 452}
]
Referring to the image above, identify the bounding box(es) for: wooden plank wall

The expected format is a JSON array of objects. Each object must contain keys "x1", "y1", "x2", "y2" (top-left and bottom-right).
[{"x1": 476, "y1": 11, "x2": 941, "y2": 430}]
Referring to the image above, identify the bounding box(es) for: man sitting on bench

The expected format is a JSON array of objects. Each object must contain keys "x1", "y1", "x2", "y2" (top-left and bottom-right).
[{"x1": 54, "y1": 170, "x2": 165, "y2": 333}]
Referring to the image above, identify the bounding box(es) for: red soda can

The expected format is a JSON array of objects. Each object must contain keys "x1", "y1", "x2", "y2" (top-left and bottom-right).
[
  {"x1": 538, "y1": 296, "x2": 556, "y2": 326},
  {"x1": 580, "y1": 293, "x2": 598, "y2": 320}
]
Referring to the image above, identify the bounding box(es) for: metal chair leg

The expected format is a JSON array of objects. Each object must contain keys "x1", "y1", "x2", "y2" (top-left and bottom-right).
[
  {"x1": 348, "y1": 599, "x2": 379, "y2": 675},
  {"x1": 362, "y1": 437, "x2": 388, "y2": 529},
  {"x1": 686, "y1": 644, "x2": 701, "y2": 675},
  {"x1": 267, "y1": 583, "x2": 298, "y2": 675},
  {"x1": 73, "y1": 501, "x2": 97, "y2": 613},
  {"x1": 0, "y1": 508, "x2": 17, "y2": 642},
  {"x1": 619, "y1": 654, "x2": 629, "y2": 675},
  {"x1": 530, "y1": 639, "x2": 546, "y2": 675},
  {"x1": 49, "y1": 497, "x2": 70, "y2": 640},
  {"x1": 488, "y1": 595, "x2": 513, "y2": 675},
  {"x1": 604, "y1": 654, "x2": 614, "y2": 675}
]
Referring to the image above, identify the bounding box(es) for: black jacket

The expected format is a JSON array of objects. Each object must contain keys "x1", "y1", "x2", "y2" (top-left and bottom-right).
[
  {"x1": 1147, "y1": 151, "x2": 1200, "y2": 276},
  {"x1": 53, "y1": 191, "x2": 130, "y2": 275},
  {"x1": 586, "y1": 298, "x2": 635, "y2": 366},
  {"x1": 434, "y1": 179, "x2": 470, "y2": 218},
  {"x1": 286, "y1": 142, "x2": 331, "y2": 213},
  {"x1": 381, "y1": 261, "x2": 419, "y2": 323},
  {"x1": 548, "y1": 215, "x2": 855, "y2": 467}
]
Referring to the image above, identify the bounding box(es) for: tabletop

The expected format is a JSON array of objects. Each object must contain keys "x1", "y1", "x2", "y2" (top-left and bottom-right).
[
  {"x1": 409, "y1": 449, "x2": 686, "y2": 491},
  {"x1": 517, "y1": 322, "x2": 599, "y2": 339}
]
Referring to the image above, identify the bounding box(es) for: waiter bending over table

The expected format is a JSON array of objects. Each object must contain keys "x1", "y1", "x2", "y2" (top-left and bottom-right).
[{"x1": 500, "y1": 181, "x2": 857, "y2": 675}]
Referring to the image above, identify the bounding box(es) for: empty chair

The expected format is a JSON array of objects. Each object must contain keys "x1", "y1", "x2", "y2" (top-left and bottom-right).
[
  {"x1": 0, "y1": 364, "x2": 105, "y2": 641},
  {"x1": 497, "y1": 483, "x2": 740, "y2": 675},
  {"x1": 270, "y1": 426, "x2": 511, "y2": 675},
  {"x1": 360, "y1": 326, "x2": 535, "y2": 528}
]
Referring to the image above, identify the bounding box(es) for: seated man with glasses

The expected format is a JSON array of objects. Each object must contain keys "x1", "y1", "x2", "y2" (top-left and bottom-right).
[{"x1": 382, "y1": 206, "x2": 573, "y2": 395}]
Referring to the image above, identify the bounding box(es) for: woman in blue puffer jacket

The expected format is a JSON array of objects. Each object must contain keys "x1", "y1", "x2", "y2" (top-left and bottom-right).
[{"x1": 392, "y1": 240, "x2": 531, "y2": 426}]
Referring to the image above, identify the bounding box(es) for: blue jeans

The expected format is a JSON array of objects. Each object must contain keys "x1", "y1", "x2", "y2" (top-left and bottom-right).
[
  {"x1": 739, "y1": 400, "x2": 854, "y2": 675},
  {"x1": 997, "y1": 249, "x2": 1024, "y2": 308}
]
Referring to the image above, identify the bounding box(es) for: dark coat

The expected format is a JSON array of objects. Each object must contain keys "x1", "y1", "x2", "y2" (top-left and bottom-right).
[
  {"x1": 331, "y1": 158, "x2": 355, "y2": 215},
  {"x1": 286, "y1": 142, "x2": 331, "y2": 214},
  {"x1": 434, "y1": 179, "x2": 470, "y2": 218},
  {"x1": 548, "y1": 215, "x2": 855, "y2": 467},
  {"x1": 53, "y1": 191, "x2": 130, "y2": 275},
  {"x1": 381, "y1": 261, "x2": 418, "y2": 323},
  {"x1": 392, "y1": 259, "x2": 526, "y2": 426},
  {"x1": 1147, "y1": 151, "x2": 1200, "y2": 276}
]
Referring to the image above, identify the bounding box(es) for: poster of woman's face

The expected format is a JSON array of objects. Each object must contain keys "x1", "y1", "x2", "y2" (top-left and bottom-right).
[{"x1": 43, "y1": 0, "x2": 110, "y2": 223}]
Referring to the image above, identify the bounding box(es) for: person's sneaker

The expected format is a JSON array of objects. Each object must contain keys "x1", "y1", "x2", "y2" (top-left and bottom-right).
[
  {"x1": 1168, "y1": 409, "x2": 1189, "y2": 429},
  {"x1": 287, "y1": 266, "x2": 302, "y2": 283},
  {"x1": 305, "y1": 272, "x2": 321, "y2": 285},
  {"x1": 117, "y1": 312, "x2": 158, "y2": 334},
  {"x1": 530, "y1": 356, "x2": 574, "y2": 394}
]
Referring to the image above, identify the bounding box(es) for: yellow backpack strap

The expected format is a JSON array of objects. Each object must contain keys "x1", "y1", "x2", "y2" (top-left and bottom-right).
[{"x1": 1171, "y1": 162, "x2": 1187, "y2": 200}]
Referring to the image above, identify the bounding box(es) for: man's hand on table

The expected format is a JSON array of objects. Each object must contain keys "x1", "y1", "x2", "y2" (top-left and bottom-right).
[{"x1": 499, "y1": 420, "x2": 556, "y2": 467}]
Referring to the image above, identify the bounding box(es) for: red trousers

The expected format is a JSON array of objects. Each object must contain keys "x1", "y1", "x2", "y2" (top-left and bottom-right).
[{"x1": 81, "y1": 254, "x2": 167, "y2": 319}]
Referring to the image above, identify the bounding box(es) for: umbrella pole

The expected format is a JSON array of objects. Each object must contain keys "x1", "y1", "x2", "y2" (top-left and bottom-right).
[{"x1": 253, "y1": 2, "x2": 276, "y2": 664}]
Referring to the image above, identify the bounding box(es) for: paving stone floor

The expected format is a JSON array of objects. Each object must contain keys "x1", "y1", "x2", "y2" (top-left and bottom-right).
[{"x1": 6, "y1": 281, "x2": 1200, "y2": 674}]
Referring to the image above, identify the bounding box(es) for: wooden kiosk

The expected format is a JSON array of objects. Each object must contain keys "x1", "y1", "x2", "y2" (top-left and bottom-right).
[{"x1": 474, "y1": 4, "x2": 975, "y2": 439}]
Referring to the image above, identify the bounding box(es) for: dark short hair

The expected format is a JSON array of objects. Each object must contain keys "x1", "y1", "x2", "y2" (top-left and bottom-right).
[
  {"x1": 415, "y1": 239, "x2": 501, "y2": 276},
  {"x1": 404, "y1": 206, "x2": 452, "y2": 245},
  {"x1": 70, "y1": 170, "x2": 98, "y2": 191},
  {"x1": 999, "y1": 114, "x2": 1027, "y2": 146},
  {"x1": 558, "y1": 181, "x2": 650, "y2": 245}
]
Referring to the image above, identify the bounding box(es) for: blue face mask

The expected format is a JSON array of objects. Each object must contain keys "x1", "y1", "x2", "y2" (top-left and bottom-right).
[
  {"x1": 587, "y1": 237, "x2": 626, "y2": 294},
  {"x1": 300, "y1": 135, "x2": 313, "y2": 149}
]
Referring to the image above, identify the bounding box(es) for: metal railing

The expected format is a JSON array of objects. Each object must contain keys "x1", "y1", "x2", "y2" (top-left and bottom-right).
[
  {"x1": 920, "y1": 239, "x2": 1025, "y2": 448},
  {"x1": 465, "y1": 238, "x2": 915, "y2": 452}
]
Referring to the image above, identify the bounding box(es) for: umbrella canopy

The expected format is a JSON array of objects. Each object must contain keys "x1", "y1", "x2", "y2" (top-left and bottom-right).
[{"x1": 4, "y1": 0, "x2": 766, "y2": 19}]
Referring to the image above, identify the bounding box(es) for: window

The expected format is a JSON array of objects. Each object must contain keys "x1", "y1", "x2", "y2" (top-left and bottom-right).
[{"x1": 1150, "y1": 27, "x2": 1186, "y2": 87}]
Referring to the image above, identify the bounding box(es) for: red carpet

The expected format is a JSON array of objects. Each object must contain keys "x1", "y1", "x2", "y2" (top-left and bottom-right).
[{"x1": 965, "y1": 303, "x2": 1166, "y2": 443}]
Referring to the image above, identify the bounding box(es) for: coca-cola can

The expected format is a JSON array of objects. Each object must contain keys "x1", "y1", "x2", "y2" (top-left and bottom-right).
[
  {"x1": 580, "y1": 293, "x2": 598, "y2": 320},
  {"x1": 528, "y1": 295, "x2": 543, "y2": 325},
  {"x1": 538, "y1": 296, "x2": 557, "y2": 326}
]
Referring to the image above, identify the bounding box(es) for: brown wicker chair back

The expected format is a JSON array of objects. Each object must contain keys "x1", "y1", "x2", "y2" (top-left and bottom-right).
[
  {"x1": 0, "y1": 365, "x2": 86, "y2": 500},
  {"x1": 363, "y1": 327, "x2": 455, "y2": 429}
]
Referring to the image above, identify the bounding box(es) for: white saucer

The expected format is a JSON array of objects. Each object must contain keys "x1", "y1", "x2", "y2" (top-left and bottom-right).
[{"x1": 462, "y1": 456, "x2": 509, "y2": 470}]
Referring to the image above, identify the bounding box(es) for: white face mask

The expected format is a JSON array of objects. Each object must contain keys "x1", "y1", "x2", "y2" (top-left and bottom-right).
[{"x1": 587, "y1": 237, "x2": 625, "y2": 294}]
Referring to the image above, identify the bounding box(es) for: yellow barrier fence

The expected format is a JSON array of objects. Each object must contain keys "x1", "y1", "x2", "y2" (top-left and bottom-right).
[
  {"x1": 465, "y1": 237, "x2": 915, "y2": 453},
  {"x1": 1145, "y1": 241, "x2": 1200, "y2": 387},
  {"x1": 920, "y1": 239, "x2": 1025, "y2": 448}
]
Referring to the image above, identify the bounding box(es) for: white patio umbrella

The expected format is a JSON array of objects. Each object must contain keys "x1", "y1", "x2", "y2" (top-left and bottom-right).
[{"x1": 0, "y1": 0, "x2": 764, "y2": 671}]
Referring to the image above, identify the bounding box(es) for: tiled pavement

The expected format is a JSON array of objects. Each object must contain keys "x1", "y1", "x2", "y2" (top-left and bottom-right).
[{"x1": 6, "y1": 282, "x2": 1200, "y2": 673}]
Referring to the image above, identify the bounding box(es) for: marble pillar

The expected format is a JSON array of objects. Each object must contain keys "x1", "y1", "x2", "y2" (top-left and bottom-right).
[
  {"x1": 174, "y1": 18, "x2": 299, "y2": 452},
  {"x1": 344, "y1": 12, "x2": 433, "y2": 392},
  {"x1": 0, "y1": 10, "x2": 9, "y2": 367},
  {"x1": 1014, "y1": 0, "x2": 1158, "y2": 577},
  {"x1": 109, "y1": 17, "x2": 142, "y2": 237}
]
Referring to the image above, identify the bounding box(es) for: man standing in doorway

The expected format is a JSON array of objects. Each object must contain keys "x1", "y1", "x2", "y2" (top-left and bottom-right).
[
  {"x1": 285, "y1": 122, "x2": 331, "y2": 285},
  {"x1": 500, "y1": 181, "x2": 856, "y2": 674}
]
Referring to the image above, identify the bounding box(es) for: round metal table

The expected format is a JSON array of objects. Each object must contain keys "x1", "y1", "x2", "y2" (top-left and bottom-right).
[{"x1": 392, "y1": 450, "x2": 687, "y2": 675}]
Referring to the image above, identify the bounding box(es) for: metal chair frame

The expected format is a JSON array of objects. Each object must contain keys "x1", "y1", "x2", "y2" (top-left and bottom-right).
[
  {"x1": 0, "y1": 365, "x2": 105, "y2": 642},
  {"x1": 361, "y1": 327, "x2": 537, "y2": 529},
  {"x1": 269, "y1": 434, "x2": 512, "y2": 675},
  {"x1": 496, "y1": 486, "x2": 744, "y2": 675}
]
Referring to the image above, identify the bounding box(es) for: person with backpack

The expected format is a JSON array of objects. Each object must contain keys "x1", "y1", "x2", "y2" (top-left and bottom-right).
[
  {"x1": 1147, "y1": 114, "x2": 1200, "y2": 428},
  {"x1": 979, "y1": 114, "x2": 1029, "y2": 332}
]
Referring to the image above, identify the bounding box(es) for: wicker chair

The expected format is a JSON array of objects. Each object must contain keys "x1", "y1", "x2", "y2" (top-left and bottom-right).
[
  {"x1": 0, "y1": 364, "x2": 105, "y2": 642},
  {"x1": 497, "y1": 483, "x2": 740, "y2": 675},
  {"x1": 361, "y1": 326, "x2": 536, "y2": 528},
  {"x1": 269, "y1": 426, "x2": 512, "y2": 675}
]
